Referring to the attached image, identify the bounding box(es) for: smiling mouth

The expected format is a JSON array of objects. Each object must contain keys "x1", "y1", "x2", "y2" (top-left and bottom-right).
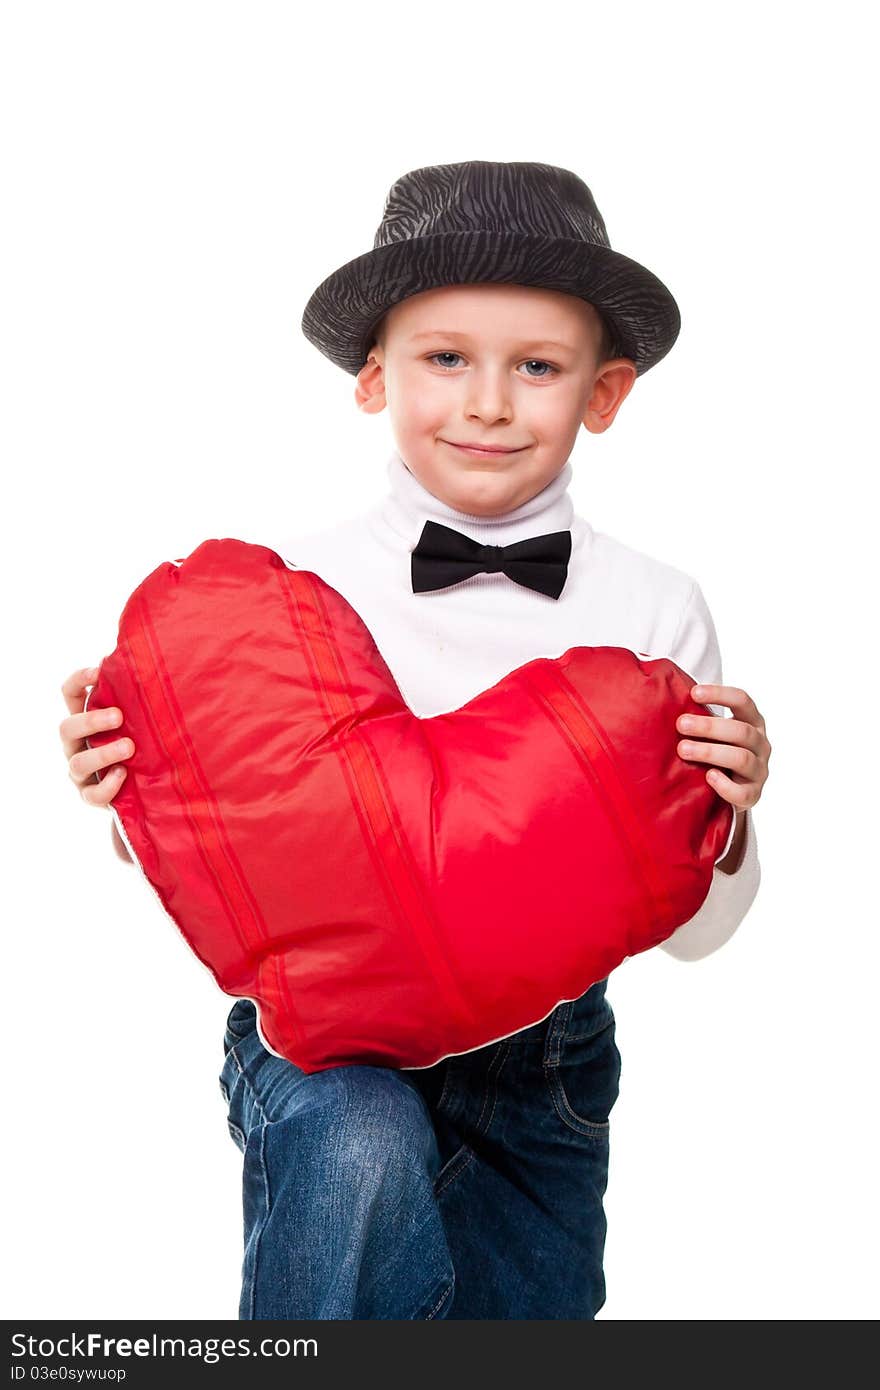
[{"x1": 442, "y1": 441, "x2": 528, "y2": 456}]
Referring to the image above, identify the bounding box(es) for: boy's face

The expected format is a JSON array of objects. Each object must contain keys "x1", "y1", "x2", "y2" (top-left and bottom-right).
[{"x1": 356, "y1": 283, "x2": 637, "y2": 516}]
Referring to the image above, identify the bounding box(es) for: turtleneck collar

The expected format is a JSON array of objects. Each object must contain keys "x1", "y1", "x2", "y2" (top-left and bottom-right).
[{"x1": 377, "y1": 448, "x2": 575, "y2": 548}]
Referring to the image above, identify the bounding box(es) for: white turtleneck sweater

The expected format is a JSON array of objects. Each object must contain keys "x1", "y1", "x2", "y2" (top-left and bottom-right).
[{"x1": 278, "y1": 449, "x2": 761, "y2": 963}]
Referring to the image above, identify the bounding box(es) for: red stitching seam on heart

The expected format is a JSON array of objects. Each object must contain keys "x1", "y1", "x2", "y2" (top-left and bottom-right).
[
  {"x1": 279, "y1": 565, "x2": 478, "y2": 1032},
  {"x1": 125, "y1": 585, "x2": 307, "y2": 1053},
  {"x1": 520, "y1": 663, "x2": 669, "y2": 950}
]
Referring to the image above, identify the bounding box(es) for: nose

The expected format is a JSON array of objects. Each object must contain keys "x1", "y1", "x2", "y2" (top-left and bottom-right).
[{"x1": 463, "y1": 367, "x2": 513, "y2": 425}]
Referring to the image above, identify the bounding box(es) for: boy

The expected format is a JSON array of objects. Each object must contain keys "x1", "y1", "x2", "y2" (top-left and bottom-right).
[{"x1": 60, "y1": 161, "x2": 770, "y2": 1319}]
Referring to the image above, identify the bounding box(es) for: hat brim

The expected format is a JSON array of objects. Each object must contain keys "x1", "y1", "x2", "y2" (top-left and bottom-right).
[{"x1": 301, "y1": 229, "x2": 680, "y2": 377}]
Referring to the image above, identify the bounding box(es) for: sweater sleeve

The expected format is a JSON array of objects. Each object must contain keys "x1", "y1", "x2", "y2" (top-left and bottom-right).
[{"x1": 657, "y1": 582, "x2": 761, "y2": 962}]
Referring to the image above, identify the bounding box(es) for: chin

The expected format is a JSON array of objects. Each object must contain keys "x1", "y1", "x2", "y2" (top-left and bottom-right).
[
  {"x1": 423, "y1": 461, "x2": 521, "y2": 515},
  {"x1": 454, "y1": 487, "x2": 518, "y2": 517}
]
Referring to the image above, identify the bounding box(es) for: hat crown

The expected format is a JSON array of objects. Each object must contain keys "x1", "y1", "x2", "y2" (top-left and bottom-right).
[
  {"x1": 374, "y1": 161, "x2": 612, "y2": 250},
  {"x1": 301, "y1": 159, "x2": 681, "y2": 378}
]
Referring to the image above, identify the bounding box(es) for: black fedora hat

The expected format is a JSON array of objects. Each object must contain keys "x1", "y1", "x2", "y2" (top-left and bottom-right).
[{"x1": 301, "y1": 160, "x2": 681, "y2": 378}]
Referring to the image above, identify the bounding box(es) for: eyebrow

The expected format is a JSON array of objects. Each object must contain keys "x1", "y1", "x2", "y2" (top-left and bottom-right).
[{"x1": 408, "y1": 330, "x2": 576, "y2": 353}]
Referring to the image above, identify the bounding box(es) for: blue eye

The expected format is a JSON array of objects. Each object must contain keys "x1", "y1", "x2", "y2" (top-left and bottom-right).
[{"x1": 426, "y1": 352, "x2": 558, "y2": 378}]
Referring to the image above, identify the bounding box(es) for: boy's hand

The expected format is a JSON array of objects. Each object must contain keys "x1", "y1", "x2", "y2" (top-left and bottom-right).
[
  {"x1": 676, "y1": 684, "x2": 771, "y2": 810},
  {"x1": 59, "y1": 666, "x2": 135, "y2": 808}
]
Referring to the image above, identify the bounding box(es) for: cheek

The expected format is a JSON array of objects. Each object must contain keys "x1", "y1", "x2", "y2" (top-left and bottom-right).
[
  {"x1": 399, "y1": 384, "x2": 450, "y2": 430},
  {"x1": 388, "y1": 366, "x2": 446, "y2": 416},
  {"x1": 529, "y1": 381, "x2": 582, "y2": 420}
]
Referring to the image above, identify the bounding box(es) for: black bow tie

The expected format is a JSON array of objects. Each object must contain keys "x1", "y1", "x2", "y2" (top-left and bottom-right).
[{"x1": 411, "y1": 520, "x2": 571, "y2": 600}]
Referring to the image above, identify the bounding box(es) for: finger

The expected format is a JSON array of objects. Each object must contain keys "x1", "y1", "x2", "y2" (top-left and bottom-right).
[
  {"x1": 690, "y1": 684, "x2": 765, "y2": 732},
  {"x1": 59, "y1": 706, "x2": 124, "y2": 760},
  {"x1": 676, "y1": 714, "x2": 763, "y2": 751},
  {"x1": 78, "y1": 764, "x2": 128, "y2": 807},
  {"x1": 68, "y1": 737, "x2": 135, "y2": 787},
  {"x1": 704, "y1": 766, "x2": 757, "y2": 809},
  {"x1": 677, "y1": 739, "x2": 761, "y2": 780},
  {"x1": 60, "y1": 666, "x2": 101, "y2": 717}
]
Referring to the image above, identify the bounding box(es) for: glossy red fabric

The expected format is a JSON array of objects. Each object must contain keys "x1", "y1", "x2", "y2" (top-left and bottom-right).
[{"x1": 85, "y1": 538, "x2": 733, "y2": 1073}]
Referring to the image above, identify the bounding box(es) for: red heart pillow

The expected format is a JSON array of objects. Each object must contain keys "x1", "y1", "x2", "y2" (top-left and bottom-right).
[{"x1": 85, "y1": 538, "x2": 732, "y2": 1073}]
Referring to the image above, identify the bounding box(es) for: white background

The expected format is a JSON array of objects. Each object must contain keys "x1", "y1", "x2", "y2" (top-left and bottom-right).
[{"x1": 4, "y1": 0, "x2": 877, "y2": 1321}]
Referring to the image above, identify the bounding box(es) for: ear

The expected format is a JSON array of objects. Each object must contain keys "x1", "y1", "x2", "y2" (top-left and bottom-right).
[
  {"x1": 581, "y1": 358, "x2": 638, "y2": 435},
  {"x1": 355, "y1": 350, "x2": 387, "y2": 413}
]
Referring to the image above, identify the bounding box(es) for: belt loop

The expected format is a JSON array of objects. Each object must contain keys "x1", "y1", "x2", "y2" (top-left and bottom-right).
[{"x1": 543, "y1": 999, "x2": 571, "y2": 1066}]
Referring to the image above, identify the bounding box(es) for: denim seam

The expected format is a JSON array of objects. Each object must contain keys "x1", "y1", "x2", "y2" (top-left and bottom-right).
[
  {"x1": 437, "y1": 1064, "x2": 454, "y2": 1115},
  {"x1": 435, "y1": 1037, "x2": 509, "y2": 1177},
  {"x1": 474, "y1": 1038, "x2": 511, "y2": 1136},
  {"x1": 243, "y1": 1120, "x2": 271, "y2": 1321},
  {"x1": 542, "y1": 1063, "x2": 611, "y2": 1137},
  {"x1": 544, "y1": 1001, "x2": 569, "y2": 1066},
  {"x1": 435, "y1": 1143, "x2": 477, "y2": 1196},
  {"x1": 425, "y1": 1279, "x2": 455, "y2": 1320},
  {"x1": 225, "y1": 1042, "x2": 270, "y2": 1128}
]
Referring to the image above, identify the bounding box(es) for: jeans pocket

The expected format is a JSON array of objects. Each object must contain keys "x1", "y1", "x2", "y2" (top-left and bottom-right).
[{"x1": 544, "y1": 1011, "x2": 622, "y2": 1138}]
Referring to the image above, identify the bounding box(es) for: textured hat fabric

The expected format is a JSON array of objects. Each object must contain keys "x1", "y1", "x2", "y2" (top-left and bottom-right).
[
  {"x1": 84, "y1": 538, "x2": 731, "y2": 1074},
  {"x1": 301, "y1": 160, "x2": 681, "y2": 378}
]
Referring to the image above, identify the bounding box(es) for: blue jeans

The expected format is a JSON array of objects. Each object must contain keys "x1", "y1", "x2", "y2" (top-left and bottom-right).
[{"x1": 218, "y1": 978, "x2": 621, "y2": 1320}]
